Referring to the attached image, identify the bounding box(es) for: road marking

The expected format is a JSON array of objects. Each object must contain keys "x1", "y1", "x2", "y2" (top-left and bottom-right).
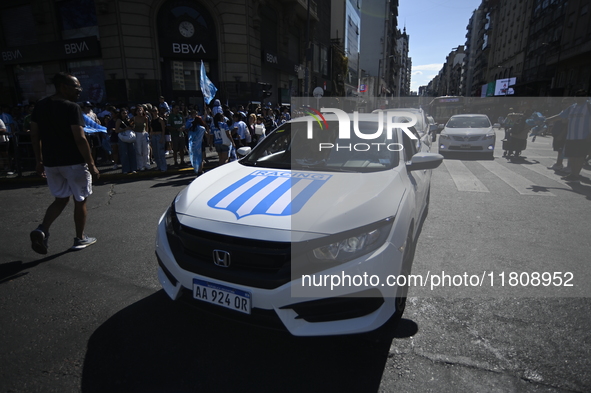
[
  {"x1": 522, "y1": 163, "x2": 568, "y2": 183},
  {"x1": 443, "y1": 160, "x2": 489, "y2": 192},
  {"x1": 479, "y1": 161, "x2": 555, "y2": 196}
]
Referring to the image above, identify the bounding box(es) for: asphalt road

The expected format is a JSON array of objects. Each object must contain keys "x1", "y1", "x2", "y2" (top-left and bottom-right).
[{"x1": 1, "y1": 130, "x2": 590, "y2": 392}]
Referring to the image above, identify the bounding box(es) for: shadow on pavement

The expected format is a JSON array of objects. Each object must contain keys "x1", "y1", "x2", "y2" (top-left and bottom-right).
[
  {"x1": 0, "y1": 250, "x2": 72, "y2": 284},
  {"x1": 149, "y1": 174, "x2": 198, "y2": 188},
  {"x1": 81, "y1": 291, "x2": 416, "y2": 392}
]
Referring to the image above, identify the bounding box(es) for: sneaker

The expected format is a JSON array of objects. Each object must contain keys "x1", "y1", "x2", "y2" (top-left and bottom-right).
[
  {"x1": 113, "y1": 164, "x2": 119, "y2": 170},
  {"x1": 550, "y1": 163, "x2": 564, "y2": 171},
  {"x1": 30, "y1": 226, "x2": 49, "y2": 255},
  {"x1": 557, "y1": 166, "x2": 572, "y2": 174},
  {"x1": 71, "y1": 235, "x2": 97, "y2": 250}
]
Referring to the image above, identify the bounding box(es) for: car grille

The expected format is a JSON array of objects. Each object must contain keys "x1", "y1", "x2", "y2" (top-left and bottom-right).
[
  {"x1": 167, "y1": 224, "x2": 293, "y2": 289},
  {"x1": 452, "y1": 135, "x2": 482, "y2": 141}
]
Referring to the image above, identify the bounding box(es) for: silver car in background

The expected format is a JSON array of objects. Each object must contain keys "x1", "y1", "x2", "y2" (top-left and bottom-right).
[{"x1": 438, "y1": 114, "x2": 495, "y2": 158}]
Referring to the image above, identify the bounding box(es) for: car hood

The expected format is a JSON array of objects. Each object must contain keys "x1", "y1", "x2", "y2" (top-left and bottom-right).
[
  {"x1": 174, "y1": 162, "x2": 406, "y2": 241},
  {"x1": 443, "y1": 127, "x2": 492, "y2": 136}
]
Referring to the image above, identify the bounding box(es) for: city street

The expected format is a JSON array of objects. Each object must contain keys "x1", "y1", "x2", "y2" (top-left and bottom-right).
[{"x1": 1, "y1": 129, "x2": 590, "y2": 392}]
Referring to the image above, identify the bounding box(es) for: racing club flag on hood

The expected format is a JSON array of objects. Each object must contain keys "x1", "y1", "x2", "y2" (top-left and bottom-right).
[{"x1": 200, "y1": 60, "x2": 217, "y2": 105}]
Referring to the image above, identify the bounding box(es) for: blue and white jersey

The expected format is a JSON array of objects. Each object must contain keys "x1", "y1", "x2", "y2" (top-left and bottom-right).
[
  {"x1": 0, "y1": 112, "x2": 15, "y2": 135},
  {"x1": 212, "y1": 121, "x2": 229, "y2": 145},
  {"x1": 232, "y1": 121, "x2": 247, "y2": 139},
  {"x1": 559, "y1": 101, "x2": 591, "y2": 140}
]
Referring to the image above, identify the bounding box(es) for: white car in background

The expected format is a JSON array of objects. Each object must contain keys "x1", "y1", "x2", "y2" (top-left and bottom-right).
[
  {"x1": 155, "y1": 112, "x2": 442, "y2": 336},
  {"x1": 438, "y1": 114, "x2": 496, "y2": 158}
]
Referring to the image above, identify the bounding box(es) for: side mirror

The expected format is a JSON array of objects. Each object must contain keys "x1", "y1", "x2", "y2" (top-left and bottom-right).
[
  {"x1": 406, "y1": 152, "x2": 443, "y2": 171},
  {"x1": 237, "y1": 146, "x2": 252, "y2": 157},
  {"x1": 429, "y1": 124, "x2": 439, "y2": 133}
]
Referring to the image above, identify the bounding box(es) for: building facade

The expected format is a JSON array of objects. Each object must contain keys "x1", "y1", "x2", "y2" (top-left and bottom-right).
[
  {"x1": 0, "y1": 0, "x2": 340, "y2": 108},
  {"x1": 436, "y1": 0, "x2": 590, "y2": 98}
]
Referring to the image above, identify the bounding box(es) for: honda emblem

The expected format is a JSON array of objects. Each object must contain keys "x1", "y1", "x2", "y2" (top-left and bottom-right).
[{"x1": 213, "y1": 249, "x2": 231, "y2": 267}]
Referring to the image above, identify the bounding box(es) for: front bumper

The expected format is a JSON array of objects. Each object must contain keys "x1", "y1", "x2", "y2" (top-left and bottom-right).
[
  {"x1": 439, "y1": 135, "x2": 495, "y2": 153},
  {"x1": 155, "y1": 212, "x2": 406, "y2": 336}
]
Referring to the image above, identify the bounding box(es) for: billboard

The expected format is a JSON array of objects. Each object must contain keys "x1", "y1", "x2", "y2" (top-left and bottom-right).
[{"x1": 494, "y1": 77, "x2": 516, "y2": 96}]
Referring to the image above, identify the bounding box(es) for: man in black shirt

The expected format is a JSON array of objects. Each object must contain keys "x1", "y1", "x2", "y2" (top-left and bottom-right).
[{"x1": 29, "y1": 72, "x2": 100, "y2": 254}]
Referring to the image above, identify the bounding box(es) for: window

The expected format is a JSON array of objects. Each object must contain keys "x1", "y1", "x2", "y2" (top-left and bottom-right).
[
  {"x1": 313, "y1": 44, "x2": 320, "y2": 73},
  {"x1": 69, "y1": 59, "x2": 107, "y2": 103},
  {"x1": 14, "y1": 64, "x2": 47, "y2": 103},
  {"x1": 2, "y1": 5, "x2": 37, "y2": 46},
  {"x1": 56, "y1": 0, "x2": 99, "y2": 39},
  {"x1": 171, "y1": 60, "x2": 209, "y2": 91}
]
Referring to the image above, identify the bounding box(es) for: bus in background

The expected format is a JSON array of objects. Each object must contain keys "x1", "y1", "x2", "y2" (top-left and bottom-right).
[{"x1": 428, "y1": 96, "x2": 467, "y2": 126}]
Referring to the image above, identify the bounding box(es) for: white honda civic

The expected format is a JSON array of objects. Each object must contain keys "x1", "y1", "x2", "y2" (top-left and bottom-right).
[{"x1": 155, "y1": 111, "x2": 442, "y2": 336}]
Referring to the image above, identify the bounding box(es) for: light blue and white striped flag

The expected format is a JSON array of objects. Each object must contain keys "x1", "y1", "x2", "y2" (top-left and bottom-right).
[{"x1": 200, "y1": 60, "x2": 217, "y2": 105}]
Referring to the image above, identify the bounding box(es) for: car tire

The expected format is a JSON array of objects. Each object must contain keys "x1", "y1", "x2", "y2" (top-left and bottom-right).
[
  {"x1": 393, "y1": 229, "x2": 415, "y2": 319},
  {"x1": 363, "y1": 226, "x2": 416, "y2": 342}
]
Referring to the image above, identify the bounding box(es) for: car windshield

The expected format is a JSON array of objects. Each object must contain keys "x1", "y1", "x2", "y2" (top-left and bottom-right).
[
  {"x1": 240, "y1": 121, "x2": 401, "y2": 172},
  {"x1": 446, "y1": 116, "x2": 491, "y2": 128}
]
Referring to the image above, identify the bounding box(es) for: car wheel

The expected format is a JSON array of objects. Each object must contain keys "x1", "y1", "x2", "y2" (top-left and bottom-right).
[
  {"x1": 393, "y1": 229, "x2": 415, "y2": 319},
  {"x1": 360, "y1": 226, "x2": 417, "y2": 342}
]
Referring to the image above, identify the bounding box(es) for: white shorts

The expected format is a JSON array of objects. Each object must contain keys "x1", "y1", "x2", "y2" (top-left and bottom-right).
[{"x1": 45, "y1": 164, "x2": 92, "y2": 202}]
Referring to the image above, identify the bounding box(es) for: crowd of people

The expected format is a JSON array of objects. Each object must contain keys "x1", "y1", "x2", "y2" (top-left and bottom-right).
[
  {"x1": 497, "y1": 90, "x2": 591, "y2": 182},
  {"x1": 0, "y1": 95, "x2": 292, "y2": 176}
]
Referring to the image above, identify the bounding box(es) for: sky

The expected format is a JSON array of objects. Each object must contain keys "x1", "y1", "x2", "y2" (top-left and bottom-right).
[{"x1": 396, "y1": 0, "x2": 482, "y2": 92}]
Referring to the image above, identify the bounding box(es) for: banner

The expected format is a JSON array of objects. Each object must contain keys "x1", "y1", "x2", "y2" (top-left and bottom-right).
[{"x1": 200, "y1": 60, "x2": 217, "y2": 105}]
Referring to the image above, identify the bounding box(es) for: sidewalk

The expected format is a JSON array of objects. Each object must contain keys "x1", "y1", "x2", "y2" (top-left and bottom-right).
[{"x1": 0, "y1": 149, "x2": 220, "y2": 185}]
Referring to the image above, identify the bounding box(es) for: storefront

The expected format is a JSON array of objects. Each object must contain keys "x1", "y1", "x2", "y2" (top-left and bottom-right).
[
  {"x1": 157, "y1": 0, "x2": 218, "y2": 112},
  {"x1": 0, "y1": 0, "x2": 105, "y2": 105}
]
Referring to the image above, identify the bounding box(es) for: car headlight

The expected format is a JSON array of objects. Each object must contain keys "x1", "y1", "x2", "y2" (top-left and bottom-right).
[
  {"x1": 164, "y1": 200, "x2": 179, "y2": 234},
  {"x1": 439, "y1": 132, "x2": 450, "y2": 140},
  {"x1": 311, "y1": 217, "x2": 394, "y2": 262},
  {"x1": 484, "y1": 132, "x2": 496, "y2": 140}
]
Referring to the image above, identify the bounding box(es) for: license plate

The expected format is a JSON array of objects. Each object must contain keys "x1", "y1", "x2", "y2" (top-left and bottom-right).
[
  {"x1": 460, "y1": 144, "x2": 472, "y2": 149},
  {"x1": 193, "y1": 278, "x2": 251, "y2": 314}
]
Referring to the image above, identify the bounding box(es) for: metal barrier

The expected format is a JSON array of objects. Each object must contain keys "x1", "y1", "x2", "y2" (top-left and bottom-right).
[
  {"x1": 0, "y1": 134, "x2": 36, "y2": 177},
  {"x1": 14, "y1": 133, "x2": 37, "y2": 176}
]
